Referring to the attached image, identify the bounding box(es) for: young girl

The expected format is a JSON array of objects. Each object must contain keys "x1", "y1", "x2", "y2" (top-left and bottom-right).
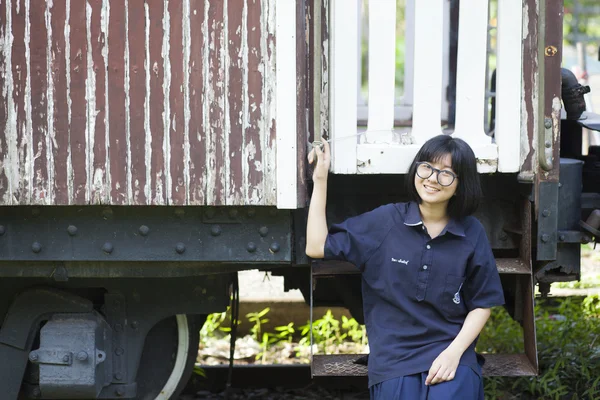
[{"x1": 305, "y1": 134, "x2": 504, "y2": 400}]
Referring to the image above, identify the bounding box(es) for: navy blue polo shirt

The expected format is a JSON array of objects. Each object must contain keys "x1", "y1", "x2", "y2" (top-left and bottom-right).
[{"x1": 323, "y1": 201, "x2": 505, "y2": 388}]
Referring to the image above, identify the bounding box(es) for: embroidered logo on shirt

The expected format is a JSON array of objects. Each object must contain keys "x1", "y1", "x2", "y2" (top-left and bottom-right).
[
  {"x1": 391, "y1": 258, "x2": 409, "y2": 265},
  {"x1": 453, "y1": 283, "x2": 463, "y2": 304}
]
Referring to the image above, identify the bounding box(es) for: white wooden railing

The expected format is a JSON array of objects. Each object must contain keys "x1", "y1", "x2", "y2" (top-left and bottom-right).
[{"x1": 330, "y1": 0, "x2": 523, "y2": 174}]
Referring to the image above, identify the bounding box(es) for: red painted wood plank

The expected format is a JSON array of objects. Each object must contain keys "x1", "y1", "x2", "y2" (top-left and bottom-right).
[
  {"x1": 227, "y1": 0, "x2": 244, "y2": 205},
  {"x1": 188, "y1": 0, "x2": 206, "y2": 205},
  {"x1": 30, "y1": 1, "x2": 49, "y2": 204},
  {"x1": 108, "y1": 0, "x2": 127, "y2": 204},
  {"x1": 10, "y1": 4, "x2": 28, "y2": 203},
  {"x1": 69, "y1": 1, "x2": 89, "y2": 204},
  {"x1": 207, "y1": 0, "x2": 226, "y2": 205},
  {"x1": 245, "y1": 0, "x2": 264, "y2": 204},
  {"x1": 168, "y1": 0, "x2": 185, "y2": 205},
  {"x1": 0, "y1": 0, "x2": 8, "y2": 203},
  {"x1": 50, "y1": 0, "x2": 69, "y2": 205},
  {"x1": 89, "y1": 0, "x2": 108, "y2": 203},
  {"x1": 128, "y1": 0, "x2": 148, "y2": 204},
  {"x1": 147, "y1": 0, "x2": 166, "y2": 205}
]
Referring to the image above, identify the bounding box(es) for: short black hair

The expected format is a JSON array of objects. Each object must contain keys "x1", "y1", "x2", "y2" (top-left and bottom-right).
[{"x1": 406, "y1": 134, "x2": 482, "y2": 219}]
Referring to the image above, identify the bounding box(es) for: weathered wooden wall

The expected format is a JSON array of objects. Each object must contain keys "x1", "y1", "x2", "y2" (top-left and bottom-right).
[{"x1": 0, "y1": 0, "x2": 281, "y2": 206}]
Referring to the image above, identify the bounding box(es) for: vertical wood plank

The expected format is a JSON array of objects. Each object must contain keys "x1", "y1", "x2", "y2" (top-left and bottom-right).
[
  {"x1": 128, "y1": 0, "x2": 148, "y2": 204},
  {"x1": 411, "y1": 0, "x2": 443, "y2": 143},
  {"x1": 168, "y1": 0, "x2": 185, "y2": 205},
  {"x1": 496, "y1": 0, "x2": 523, "y2": 172},
  {"x1": 10, "y1": 1, "x2": 28, "y2": 204},
  {"x1": 293, "y1": 0, "x2": 306, "y2": 205},
  {"x1": 188, "y1": 0, "x2": 206, "y2": 204},
  {"x1": 147, "y1": 0, "x2": 165, "y2": 204},
  {"x1": 70, "y1": 0, "x2": 89, "y2": 204},
  {"x1": 89, "y1": 0, "x2": 108, "y2": 204},
  {"x1": 365, "y1": 0, "x2": 395, "y2": 142},
  {"x1": 330, "y1": 0, "x2": 357, "y2": 173},
  {"x1": 245, "y1": 0, "x2": 263, "y2": 204},
  {"x1": 520, "y1": 0, "x2": 538, "y2": 174},
  {"x1": 227, "y1": 0, "x2": 244, "y2": 205},
  {"x1": 50, "y1": 0, "x2": 70, "y2": 205},
  {"x1": 207, "y1": 0, "x2": 226, "y2": 205},
  {"x1": 108, "y1": 0, "x2": 127, "y2": 204},
  {"x1": 0, "y1": 0, "x2": 8, "y2": 203},
  {"x1": 30, "y1": 0, "x2": 49, "y2": 204}
]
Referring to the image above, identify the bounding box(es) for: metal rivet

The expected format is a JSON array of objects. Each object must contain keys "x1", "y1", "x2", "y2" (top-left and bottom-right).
[
  {"x1": 32, "y1": 242, "x2": 42, "y2": 253},
  {"x1": 139, "y1": 225, "x2": 150, "y2": 236},
  {"x1": 29, "y1": 352, "x2": 38, "y2": 362},
  {"x1": 76, "y1": 351, "x2": 88, "y2": 361},
  {"x1": 67, "y1": 225, "x2": 78, "y2": 236},
  {"x1": 541, "y1": 234, "x2": 550, "y2": 243},
  {"x1": 115, "y1": 347, "x2": 124, "y2": 356},
  {"x1": 542, "y1": 209, "x2": 550, "y2": 217},
  {"x1": 116, "y1": 387, "x2": 125, "y2": 397},
  {"x1": 63, "y1": 355, "x2": 70, "y2": 363},
  {"x1": 205, "y1": 208, "x2": 216, "y2": 219},
  {"x1": 114, "y1": 323, "x2": 123, "y2": 332},
  {"x1": 176, "y1": 243, "x2": 186, "y2": 254},
  {"x1": 229, "y1": 209, "x2": 239, "y2": 219},
  {"x1": 130, "y1": 321, "x2": 138, "y2": 330},
  {"x1": 102, "y1": 242, "x2": 114, "y2": 254},
  {"x1": 248, "y1": 209, "x2": 256, "y2": 218},
  {"x1": 31, "y1": 387, "x2": 41, "y2": 398},
  {"x1": 114, "y1": 372, "x2": 123, "y2": 380},
  {"x1": 102, "y1": 208, "x2": 113, "y2": 219},
  {"x1": 544, "y1": 118, "x2": 552, "y2": 129},
  {"x1": 175, "y1": 208, "x2": 185, "y2": 218},
  {"x1": 269, "y1": 242, "x2": 280, "y2": 253},
  {"x1": 259, "y1": 227, "x2": 269, "y2": 237},
  {"x1": 0, "y1": 225, "x2": 5, "y2": 236},
  {"x1": 558, "y1": 183, "x2": 563, "y2": 188},
  {"x1": 210, "y1": 225, "x2": 222, "y2": 236},
  {"x1": 247, "y1": 242, "x2": 257, "y2": 253},
  {"x1": 559, "y1": 234, "x2": 566, "y2": 242},
  {"x1": 545, "y1": 141, "x2": 551, "y2": 148}
]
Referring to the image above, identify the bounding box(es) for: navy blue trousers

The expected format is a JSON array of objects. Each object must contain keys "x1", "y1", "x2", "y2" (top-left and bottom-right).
[{"x1": 369, "y1": 365, "x2": 484, "y2": 400}]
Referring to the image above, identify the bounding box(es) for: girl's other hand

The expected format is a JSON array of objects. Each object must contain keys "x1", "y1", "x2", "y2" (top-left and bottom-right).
[
  {"x1": 425, "y1": 347, "x2": 461, "y2": 386},
  {"x1": 308, "y1": 140, "x2": 331, "y2": 182}
]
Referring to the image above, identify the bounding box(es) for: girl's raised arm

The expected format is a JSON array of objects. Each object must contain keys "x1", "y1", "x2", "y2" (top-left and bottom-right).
[{"x1": 305, "y1": 141, "x2": 331, "y2": 258}]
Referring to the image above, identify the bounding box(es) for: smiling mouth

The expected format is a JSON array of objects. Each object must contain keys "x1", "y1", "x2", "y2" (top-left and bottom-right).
[{"x1": 423, "y1": 184, "x2": 441, "y2": 193}]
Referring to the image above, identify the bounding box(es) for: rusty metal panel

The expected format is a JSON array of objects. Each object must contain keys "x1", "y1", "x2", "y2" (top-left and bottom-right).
[{"x1": 0, "y1": 0, "x2": 288, "y2": 206}]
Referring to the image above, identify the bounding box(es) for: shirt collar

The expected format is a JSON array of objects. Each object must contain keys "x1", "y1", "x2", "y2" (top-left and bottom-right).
[{"x1": 402, "y1": 201, "x2": 466, "y2": 237}]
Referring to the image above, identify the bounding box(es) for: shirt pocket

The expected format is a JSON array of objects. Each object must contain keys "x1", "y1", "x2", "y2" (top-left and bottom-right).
[{"x1": 441, "y1": 274, "x2": 468, "y2": 317}]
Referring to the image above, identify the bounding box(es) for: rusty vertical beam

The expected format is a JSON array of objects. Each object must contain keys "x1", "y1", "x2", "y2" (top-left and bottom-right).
[
  {"x1": 168, "y1": 0, "x2": 186, "y2": 205},
  {"x1": 188, "y1": 0, "x2": 206, "y2": 205},
  {"x1": 207, "y1": 0, "x2": 226, "y2": 205},
  {"x1": 520, "y1": 0, "x2": 538, "y2": 179},
  {"x1": 108, "y1": 0, "x2": 127, "y2": 204},
  {"x1": 30, "y1": 0, "x2": 49, "y2": 204},
  {"x1": 10, "y1": 1, "x2": 28, "y2": 204},
  {"x1": 70, "y1": 0, "x2": 89, "y2": 204},
  {"x1": 147, "y1": 0, "x2": 166, "y2": 205},
  {"x1": 89, "y1": 0, "x2": 108, "y2": 204},
  {"x1": 227, "y1": 0, "x2": 244, "y2": 205},
  {"x1": 245, "y1": 0, "x2": 263, "y2": 204},
  {"x1": 0, "y1": 0, "x2": 8, "y2": 203},
  {"x1": 50, "y1": 0, "x2": 70, "y2": 205},
  {"x1": 128, "y1": 0, "x2": 148, "y2": 205}
]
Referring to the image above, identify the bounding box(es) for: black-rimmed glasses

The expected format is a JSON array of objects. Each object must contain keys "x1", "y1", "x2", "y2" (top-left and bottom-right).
[{"x1": 415, "y1": 162, "x2": 458, "y2": 187}]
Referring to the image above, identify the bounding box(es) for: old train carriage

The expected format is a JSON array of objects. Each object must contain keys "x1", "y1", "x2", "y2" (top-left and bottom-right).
[{"x1": 0, "y1": 0, "x2": 599, "y2": 399}]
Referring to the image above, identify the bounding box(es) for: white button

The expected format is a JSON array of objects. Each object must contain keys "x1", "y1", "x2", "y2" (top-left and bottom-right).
[
  {"x1": 426, "y1": 245, "x2": 431, "y2": 249},
  {"x1": 423, "y1": 265, "x2": 428, "y2": 270},
  {"x1": 422, "y1": 226, "x2": 425, "y2": 230}
]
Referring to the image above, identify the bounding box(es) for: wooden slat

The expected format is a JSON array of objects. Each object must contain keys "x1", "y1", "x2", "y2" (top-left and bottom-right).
[
  {"x1": 0, "y1": 0, "x2": 8, "y2": 203},
  {"x1": 188, "y1": 0, "x2": 206, "y2": 205},
  {"x1": 128, "y1": 0, "x2": 148, "y2": 205},
  {"x1": 264, "y1": 0, "x2": 278, "y2": 206}
]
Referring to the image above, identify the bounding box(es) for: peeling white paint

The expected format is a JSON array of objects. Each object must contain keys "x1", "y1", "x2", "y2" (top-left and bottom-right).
[
  {"x1": 203, "y1": 0, "x2": 216, "y2": 204},
  {"x1": 85, "y1": 1, "x2": 96, "y2": 203},
  {"x1": 183, "y1": 0, "x2": 191, "y2": 205},
  {"x1": 162, "y1": 0, "x2": 171, "y2": 204},
  {"x1": 24, "y1": 0, "x2": 32, "y2": 203},
  {"x1": 3, "y1": 0, "x2": 17, "y2": 204},
  {"x1": 101, "y1": 0, "x2": 110, "y2": 203},
  {"x1": 65, "y1": 0, "x2": 73, "y2": 203},
  {"x1": 125, "y1": 0, "x2": 132, "y2": 202},
  {"x1": 223, "y1": 0, "x2": 231, "y2": 205},
  {"x1": 241, "y1": 0, "x2": 248, "y2": 199},
  {"x1": 144, "y1": 2, "x2": 152, "y2": 203},
  {"x1": 46, "y1": 0, "x2": 55, "y2": 204},
  {"x1": 264, "y1": 0, "x2": 277, "y2": 204}
]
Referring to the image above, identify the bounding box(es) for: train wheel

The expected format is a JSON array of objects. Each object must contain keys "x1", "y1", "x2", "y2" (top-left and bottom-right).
[{"x1": 136, "y1": 314, "x2": 205, "y2": 400}]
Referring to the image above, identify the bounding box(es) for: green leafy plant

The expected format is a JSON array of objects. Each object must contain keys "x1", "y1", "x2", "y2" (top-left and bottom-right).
[{"x1": 246, "y1": 307, "x2": 270, "y2": 342}]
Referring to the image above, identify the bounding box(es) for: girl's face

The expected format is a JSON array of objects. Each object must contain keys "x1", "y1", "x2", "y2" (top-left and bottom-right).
[{"x1": 414, "y1": 153, "x2": 458, "y2": 207}]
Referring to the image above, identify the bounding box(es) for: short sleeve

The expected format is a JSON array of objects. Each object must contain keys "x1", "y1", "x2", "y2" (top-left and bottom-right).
[
  {"x1": 323, "y1": 204, "x2": 394, "y2": 271},
  {"x1": 462, "y1": 229, "x2": 505, "y2": 311}
]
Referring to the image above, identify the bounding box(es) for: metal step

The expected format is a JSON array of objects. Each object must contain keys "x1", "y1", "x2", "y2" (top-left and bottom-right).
[
  {"x1": 312, "y1": 353, "x2": 537, "y2": 378},
  {"x1": 312, "y1": 258, "x2": 530, "y2": 277}
]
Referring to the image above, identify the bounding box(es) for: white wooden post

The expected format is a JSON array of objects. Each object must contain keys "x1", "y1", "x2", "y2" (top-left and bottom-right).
[
  {"x1": 330, "y1": 0, "x2": 358, "y2": 173},
  {"x1": 365, "y1": 0, "x2": 396, "y2": 143},
  {"x1": 276, "y1": 0, "x2": 298, "y2": 208},
  {"x1": 412, "y1": 0, "x2": 444, "y2": 143},
  {"x1": 357, "y1": 0, "x2": 365, "y2": 113},
  {"x1": 452, "y1": 0, "x2": 495, "y2": 160},
  {"x1": 495, "y1": 0, "x2": 523, "y2": 172}
]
